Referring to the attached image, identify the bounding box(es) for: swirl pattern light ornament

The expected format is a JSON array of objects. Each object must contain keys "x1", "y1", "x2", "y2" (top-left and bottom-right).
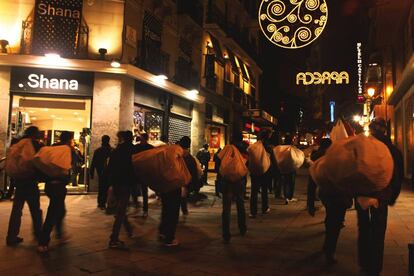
[{"x1": 259, "y1": 0, "x2": 328, "y2": 49}]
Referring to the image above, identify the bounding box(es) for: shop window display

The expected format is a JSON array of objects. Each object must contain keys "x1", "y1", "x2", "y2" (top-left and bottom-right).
[{"x1": 133, "y1": 106, "x2": 164, "y2": 144}]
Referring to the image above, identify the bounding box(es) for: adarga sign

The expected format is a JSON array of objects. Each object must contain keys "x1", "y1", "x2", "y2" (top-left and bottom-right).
[
  {"x1": 296, "y1": 71, "x2": 349, "y2": 85},
  {"x1": 10, "y1": 67, "x2": 94, "y2": 97}
]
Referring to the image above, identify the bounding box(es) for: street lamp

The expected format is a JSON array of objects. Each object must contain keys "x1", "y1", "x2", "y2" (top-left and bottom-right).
[{"x1": 367, "y1": 87, "x2": 375, "y2": 97}]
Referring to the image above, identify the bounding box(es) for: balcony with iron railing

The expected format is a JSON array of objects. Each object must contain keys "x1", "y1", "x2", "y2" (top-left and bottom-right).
[
  {"x1": 177, "y1": 0, "x2": 204, "y2": 26},
  {"x1": 20, "y1": 14, "x2": 89, "y2": 58},
  {"x1": 139, "y1": 50, "x2": 170, "y2": 77}
]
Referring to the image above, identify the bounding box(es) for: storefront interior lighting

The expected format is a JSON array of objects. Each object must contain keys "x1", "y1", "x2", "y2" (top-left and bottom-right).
[
  {"x1": 44, "y1": 53, "x2": 61, "y2": 64},
  {"x1": 0, "y1": 39, "x2": 9, "y2": 53},
  {"x1": 353, "y1": 115, "x2": 361, "y2": 122},
  {"x1": 386, "y1": 86, "x2": 393, "y2": 96},
  {"x1": 110, "y1": 59, "x2": 121, "y2": 68},
  {"x1": 98, "y1": 48, "x2": 107, "y2": 60}
]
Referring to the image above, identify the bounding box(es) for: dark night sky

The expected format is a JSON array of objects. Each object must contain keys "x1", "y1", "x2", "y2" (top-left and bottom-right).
[{"x1": 259, "y1": 0, "x2": 375, "y2": 131}]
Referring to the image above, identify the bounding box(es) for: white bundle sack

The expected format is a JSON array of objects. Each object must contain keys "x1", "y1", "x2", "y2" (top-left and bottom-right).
[
  {"x1": 5, "y1": 138, "x2": 36, "y2": 180},
  {"x1": 273, "y1": 145, "x2": 305, "y2": 174},
  {"x1": 330, "y1": 119, "x2": 349, "y2": 142},
  {"x1": 310, "y1": 134, "x2": 394, "y2": 195},
  {"x1": 247, "y1": 141, "x2": 271, "y2": 175},
  {"x1": 218, "y1": 145, "x2": 248, "y2": 182},
  {"x1": 33, "y1": 145, "x2": 72, "y2": 178}
]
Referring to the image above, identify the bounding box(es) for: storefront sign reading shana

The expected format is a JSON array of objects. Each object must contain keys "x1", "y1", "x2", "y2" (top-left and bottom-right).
[{"x1": 10, "y1": 68, "x2": 94, "y2": 97}]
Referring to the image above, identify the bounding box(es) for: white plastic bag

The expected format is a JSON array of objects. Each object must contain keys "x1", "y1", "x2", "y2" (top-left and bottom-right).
[
  {"x1": 273, "y1": 145, "x2": 305, "y2": 174},
  {"x1": 247, "y1": 141, "x2": 271, "y2": 175},
  {"x1": 218, "y1": 145, "x2": 248, "y2": 182}
]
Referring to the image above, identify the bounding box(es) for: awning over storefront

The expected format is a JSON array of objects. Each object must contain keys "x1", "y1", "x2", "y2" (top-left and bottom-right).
[
  {"x1": 389, "y1": 54, "x2": 414, "y2": 105},
  {"x1": 243, "y1": 109, "x2": 277, "y2": 126},
  {"x1": 0, "y1": 54, "x2": 205, "y2": 104}
]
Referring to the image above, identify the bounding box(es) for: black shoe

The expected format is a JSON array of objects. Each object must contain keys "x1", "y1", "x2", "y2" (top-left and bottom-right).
[
  {"x1": 108, "y1": 240, "x2": 127, "y2": 249},
  {"x1": 6, "y1": 237, "x2": 23, "y2": 246}
]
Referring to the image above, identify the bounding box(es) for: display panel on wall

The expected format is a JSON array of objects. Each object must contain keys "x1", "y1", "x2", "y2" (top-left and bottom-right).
[{"x1": 168, "y1": 116, "x2": 191, "y2": 144}]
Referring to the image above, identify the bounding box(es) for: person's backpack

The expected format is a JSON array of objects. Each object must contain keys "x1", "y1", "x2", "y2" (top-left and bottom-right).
[
  {"x1": 5, "y1": 138, "x2": 36, "y2": 180},
  {"x1": 218, "y1": 145, "x2": 248, "y2": 182}
]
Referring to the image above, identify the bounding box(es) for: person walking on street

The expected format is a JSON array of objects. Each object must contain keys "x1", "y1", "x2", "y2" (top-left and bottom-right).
[
  {"x1": 213, "y1": 148, "x2": 222, "y2": 198},
  {"x1": 133, "y1": 133, "x2": 154, "y2": 217},
  {"x1": 90, "y1": 135, "x2": 113, "y2": 210},
  {"x1": 219, "y1": 133, "x2": 247, "y2": 243},
  {"x1": 37, "y1": 131, "x2": 74, "y2": 253},
  {"x1": 248, "y1": 130, "x2": 272, "y2": 218},
  {"x1": 196, "y1": 143, "x2": 211, "y2": 186},
  {"x1": 108, "y1": 131, "x2": 135, "y2": 249},
  {"x1": 280, "y1": 135, "x2": 298, "y2": 204},
  {"x1": 356, "y1": 118, "x2": 403, "y2": 275},
  {"x1": 6, "y1": 126, "x2": 43, "y2": 246},
  {"x1": 159, "y1": 136, "x2": 197, "y2": 246}
]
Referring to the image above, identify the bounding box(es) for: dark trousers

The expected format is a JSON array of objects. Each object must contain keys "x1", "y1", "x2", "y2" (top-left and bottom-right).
[
  {"x1": 181, "y1": 196, "x2": 188, "y2": 213},
  {"x1": 322, "y1": 200, "x2": 347, "y2": 258},
  {"x1": 273, "y1": 174, "x2": 281, "y2": 198},
  {"x1": 7, "y1": 181, "x2": 42, "y2": 241},
  {"x1": 307, "y1": 176, "x2": 317, "y2": 211},
  {"x1": 222, "y1": 179, "x2": 246, "y2": 240},
  {"x1": 39, "y1": 182, "x2": 67, "y2": 246},
  {"x1": 201, "y1": 164, "x2": 208, "y2": 185},
  {"x1": 159, "y1": 188, "x2": 181, "y2": 242},
  {"x1": 281, "y1": 172, "x2": 296, "y2": 200},
  {"x1": 250, "y1": 172, "x2": 270, "y2": 215},
  {"x1": 110, "y1": 190, "x2": 132, "y2": 242},
  {"x1": 215, "y1": 174, "x2": 222, "y2": 196},
  {"x1": 97, "y1": 172, "x2": 109, "y2": 208},
  {"x1": 356, "y1": 201, "x2": 388, "y2": 275},
  {"x1": 141, "y1": 183, "x2": 149, "y2": 212}
]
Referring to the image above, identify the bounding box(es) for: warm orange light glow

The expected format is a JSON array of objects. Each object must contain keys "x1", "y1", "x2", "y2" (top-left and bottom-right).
[
  {"x1": 367, "y1": 88, "x2": 375, "y2": 97},
  {"x1": 386, "y1": 86, "x2": 393, "y2": 96}
]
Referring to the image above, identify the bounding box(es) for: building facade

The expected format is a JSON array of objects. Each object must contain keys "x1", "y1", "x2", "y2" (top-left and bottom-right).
[
  {"x1": 0, "y1": 0, "x2": 274, "y2": 192},
  {"x1": 366, "y1": 0, "x2": 414, "y2": 177}
]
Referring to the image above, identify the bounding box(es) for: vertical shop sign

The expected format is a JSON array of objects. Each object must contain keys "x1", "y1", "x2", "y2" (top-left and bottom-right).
[
  {"x1": 32, "y1": 0, "x2": 83, "y2": 57},
  {"x1": 357, "y1": 42, "x2": 364, "y2": 102}
]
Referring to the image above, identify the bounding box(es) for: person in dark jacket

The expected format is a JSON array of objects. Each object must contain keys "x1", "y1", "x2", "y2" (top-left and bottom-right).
[
  {"x1": 196, "y1": 144, "x2": 211, "y2": 186},
  {"x1": 90, "y1": 135, "x2": 113, "y2": 210},
  {"x1": 6, "y1": 126, "x2": 43, "y2": 246},
  {"x1": 249, "y1": 130, "x2": 272, "y2": 218},
  {"x1": 38, "y1": 131, "x2": 73, "y2": 253},
  {"x1": 134, "y1": 133, "x2": 154, "y2": 217},
  {"x1": 307, "y1": 138, "x2": 332, "y2": 216},
  {"x1": 220, "y1": 132, "x2": 247, "y2": 243},
  {"x1": 108, "y1": 131, "x2": 135, "y2": 249},
  {"x1": 356, "y1": 118, "x2": 403, "y2": 275}
]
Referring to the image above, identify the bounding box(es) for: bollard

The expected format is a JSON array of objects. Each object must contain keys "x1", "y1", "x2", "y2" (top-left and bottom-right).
[{"x1": 409, "y1": 243, "x2": 414, "y2": 276}]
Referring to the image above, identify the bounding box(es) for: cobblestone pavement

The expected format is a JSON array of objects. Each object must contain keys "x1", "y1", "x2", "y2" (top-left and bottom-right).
[{"x1": 0, "y1": 169, "x2": 413, "y2": 276}]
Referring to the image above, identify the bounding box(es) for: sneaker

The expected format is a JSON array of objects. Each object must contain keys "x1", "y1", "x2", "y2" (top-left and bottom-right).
[
  {"x1": 163, "y1": 239, "x2": 179, "y2": 247},
  {"x1": 37, "y1": 245, "x2": 49, "y2": 253},
  {"x1": 6, "y1": 237, "x2": 23, "y2": 246},
  {"x1": 290, "y1": 198, "x2": 298, "y2": 202},
  {"x1": 262, "y1": 208, "x2": 270, "y2": 214},
  {"x1": 108, "y1": 240, "x2": 127, "y2": 249}
]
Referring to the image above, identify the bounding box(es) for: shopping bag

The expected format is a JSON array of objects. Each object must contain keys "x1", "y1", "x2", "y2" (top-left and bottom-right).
[
  {"x1": 247, "y1": 141, "x2": 271, "y2": 175},
  {"x1": 310, "y1": 134, "x2": 394, "y2": 195},
  {"x1": 33, "y1": 145, "x2": 72, "y2": 178},
  {"x1": 330, "y1": 119, "x2": 349, "y2": 142},
  {"x1": 218, "y1": 145, "x2": 248, "y2": 182},
  {"x1": 5, "y1": 138, "x2": 36, "y2": 180},
  {"x1": 273, "y1": 145, "x2": 305, "y2": 174},
  {"x1": 132, "y1": 145, "x2": 191, "y2": 193}
]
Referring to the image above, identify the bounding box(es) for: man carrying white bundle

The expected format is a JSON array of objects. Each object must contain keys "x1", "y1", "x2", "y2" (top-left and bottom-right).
[{"x1": 356, "y1": 118, "x2": 403, "y2": 276}]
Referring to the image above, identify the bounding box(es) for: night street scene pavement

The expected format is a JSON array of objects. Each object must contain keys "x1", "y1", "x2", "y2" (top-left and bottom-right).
[
  {"x1": 0, "y1": 171, "x2": 412, "y2": 276},
  {"x1": 1, "y1": 0, "x2": 414, "y2": 275}
]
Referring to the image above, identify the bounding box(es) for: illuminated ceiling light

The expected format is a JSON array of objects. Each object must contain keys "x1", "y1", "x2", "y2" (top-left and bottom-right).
[
  {"x1": 43, "y1": 108, "x2": 49, "y2": 112},
  {"x1": 73, "y1": 112, "x2": 79, "y2": 115},
  {"x1": 156, "y1": 75, "x2": 168, "y2": 80},
  {"x1": 353, "y1": 115, "x2": 361, "y2": 122},
  {"x1": 45, "y1": 53, "x2": 61, "y2": 60},
  {"x1": 0, "y1": 39, "x2": 9, "y2": 54},
  {"x1": 98, "y1": 48, "x2": 107, "y2": 60},
  {"x1": 110, "y1": 59, "x2": 121, "y2": 68},
  {"x1": 189, "y1": 89, "x2": 199, "y2": 95},
  {"x1": 367, "y1": 88, "x2": 375, "y2": 97},
  {"x1": 223, "y1": 53, "x2": 229, "y2": 59},
  {"x1": 206, "y1": 41, "x2": 212, "y2": 47},
  {"x1": 31, "y1": 117, "x2": 37, "y2": 120}
]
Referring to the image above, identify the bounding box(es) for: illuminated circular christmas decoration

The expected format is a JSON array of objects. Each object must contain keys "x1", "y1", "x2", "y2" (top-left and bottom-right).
[{"x1": 259, "y1": 0, "x2": 328, "y2": 49}]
